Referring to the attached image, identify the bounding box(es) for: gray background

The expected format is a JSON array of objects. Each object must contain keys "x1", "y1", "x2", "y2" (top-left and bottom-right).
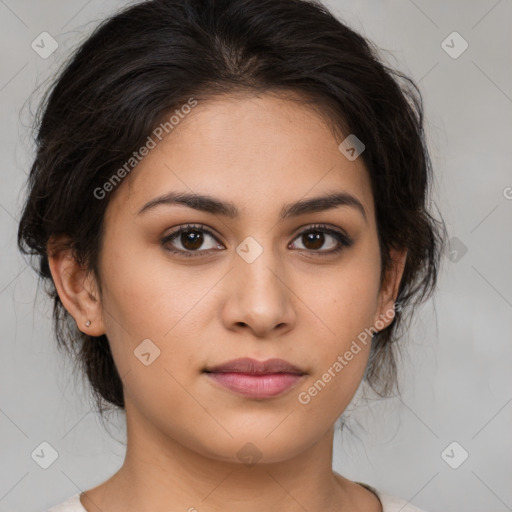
[{"x1": 1, "y1": 1, "x2": 511, "y2": 511}]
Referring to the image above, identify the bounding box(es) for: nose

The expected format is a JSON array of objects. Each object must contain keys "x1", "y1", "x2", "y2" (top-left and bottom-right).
[{"x1": 220, "y1": 241, "x2": 297, "y2": 338}]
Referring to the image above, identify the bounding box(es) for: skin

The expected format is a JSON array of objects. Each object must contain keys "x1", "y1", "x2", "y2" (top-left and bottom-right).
[{"x1": 48, "y1": 91, "x2": 407, "y2": 512}]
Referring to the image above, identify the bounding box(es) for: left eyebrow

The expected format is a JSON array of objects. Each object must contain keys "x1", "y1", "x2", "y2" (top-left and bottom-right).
[{"x1": 137, "y1": 191, "x2": 367, "y2": 224}]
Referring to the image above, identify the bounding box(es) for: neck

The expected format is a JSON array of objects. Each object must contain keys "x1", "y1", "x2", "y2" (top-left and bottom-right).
[{"x1": 80, "y1": 401, "x2": 357, "y2": 512}]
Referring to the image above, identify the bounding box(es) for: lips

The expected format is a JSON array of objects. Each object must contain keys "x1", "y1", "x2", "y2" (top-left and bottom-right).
[
  {"x1": 203, "y1": 357, "x2": 307, "y2": 399},
  {"x1": 203, "y1": 357, "x2": 306, "y2": 375}
]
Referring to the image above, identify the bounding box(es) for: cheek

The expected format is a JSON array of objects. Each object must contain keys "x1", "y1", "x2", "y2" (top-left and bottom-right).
[
  {"x1": 295, "y1": 257, "x2": 380, "y2": 397},
  {"x1": 97, "y1": 236, "x2": 219, "y2": 397},
  {"x1": 294, "y1": 291, "x2": 375, "y2": 427},
  {"x1": 295, "y1": 349, "x2": 368, "y2": 429},
  {"x1": 304, "y1": 262, "x2": 381, "y2": 348},
  {"x1": 99, "y1": 234, "x2": 197, "y2": 336}
]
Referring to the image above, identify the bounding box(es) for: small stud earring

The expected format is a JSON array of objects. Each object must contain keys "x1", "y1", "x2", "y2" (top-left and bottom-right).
[{"x1": 85, "y1": 320, "x2": 91, "y2": 327}]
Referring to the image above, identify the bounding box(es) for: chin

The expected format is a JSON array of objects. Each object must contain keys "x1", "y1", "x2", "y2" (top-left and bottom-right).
[{"x1": 191, "y1": 428, "x2": 316, "y2": 466}]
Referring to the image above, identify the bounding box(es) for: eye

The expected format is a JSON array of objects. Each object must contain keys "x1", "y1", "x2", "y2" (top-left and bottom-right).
[
  {"x1": 289, "y1": 224, "x2": 353, "y2": 256},
  {"x1": 161, "y1": 223, "x2": 353, "y2": 258},
  {"x1": 161, "y1": 224, "x2": 224, "y2": 257}
]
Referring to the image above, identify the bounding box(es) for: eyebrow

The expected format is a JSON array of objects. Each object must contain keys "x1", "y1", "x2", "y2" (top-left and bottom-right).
[{"x1": 137, "y1": 191, "x2": 367, "y2": 223}]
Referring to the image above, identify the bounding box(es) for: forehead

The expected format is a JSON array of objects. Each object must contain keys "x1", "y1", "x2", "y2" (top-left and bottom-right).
[{"x1": 107, "y1": 92, "x2": 375, "y2": 224}]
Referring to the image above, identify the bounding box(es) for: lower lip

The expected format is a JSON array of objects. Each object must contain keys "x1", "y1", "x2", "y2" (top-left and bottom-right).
[{"x1": 205, "y1": 372, "x2": 304, "y2": 399}]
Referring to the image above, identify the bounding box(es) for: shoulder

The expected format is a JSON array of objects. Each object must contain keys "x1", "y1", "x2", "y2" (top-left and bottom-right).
[
  {"x1": 46, "y1": 486, "x2": 430, "y2": 512},
  {"x1": 45, "y1": 493, "x2": 86, "y2": 512},
  {"x1": 376, "y1": 492, "x2": 429, "y2": 512},
  {"x1": 356, "y1": 482, "x2": 429, "y2": 512}
]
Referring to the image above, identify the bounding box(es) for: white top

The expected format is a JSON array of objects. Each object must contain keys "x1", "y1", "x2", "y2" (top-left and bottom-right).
[{"x1": 45, "y1": 483, "x2": 427, "y2": 512}]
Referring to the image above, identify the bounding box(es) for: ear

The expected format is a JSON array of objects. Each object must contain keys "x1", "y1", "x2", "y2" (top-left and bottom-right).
[
  {"x1": 47, "y1": 235, "x2": 105, "y2": 336},
  {"x1": 374, "y1": 247, "x2": 408, "y2": 330}
]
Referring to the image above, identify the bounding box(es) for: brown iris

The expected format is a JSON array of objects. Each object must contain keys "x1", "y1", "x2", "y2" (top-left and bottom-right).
[
  {"x1": 180, "y1": 229, "x2": 204, "y2": 250},
  {"x1": 301, "y1": 231, "x2": 326, "y2": 250}
]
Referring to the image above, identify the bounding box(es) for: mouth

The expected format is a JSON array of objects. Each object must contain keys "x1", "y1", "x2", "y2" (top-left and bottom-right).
[{"x1": 203, "y1": 357, "x2": 307, "y2": 399}]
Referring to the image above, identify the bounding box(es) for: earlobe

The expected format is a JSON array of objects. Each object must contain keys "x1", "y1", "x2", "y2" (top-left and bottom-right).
[
  {"x1": 374, "y1": 247, "x2": 408, "y2": 329},
  {"x1": 47, "y1": 235, "x2": 105, "y2": 336}
]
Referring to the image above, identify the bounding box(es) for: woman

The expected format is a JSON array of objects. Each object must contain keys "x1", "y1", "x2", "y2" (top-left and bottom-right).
[{"x1": 18, "y1": 0, "x2": 447, "y2": 510}]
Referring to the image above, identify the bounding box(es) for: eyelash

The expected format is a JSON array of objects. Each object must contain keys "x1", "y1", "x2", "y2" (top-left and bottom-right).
[{"x1": 160, "y1": 223, "x2": 353, "y2": 258}]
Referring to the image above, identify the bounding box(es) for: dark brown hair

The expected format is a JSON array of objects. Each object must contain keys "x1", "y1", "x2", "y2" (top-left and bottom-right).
[{"x1": 17, "y1": 0, "x2": 448, "y2": 417}]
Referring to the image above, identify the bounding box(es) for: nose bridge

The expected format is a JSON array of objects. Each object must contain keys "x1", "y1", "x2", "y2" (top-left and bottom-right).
[
  {"x1": 224, "y1": 234, "x2": 294, "y2": 333},
  {"x1": 234, "y1": 234, "x2": 284, "y2": 297}
]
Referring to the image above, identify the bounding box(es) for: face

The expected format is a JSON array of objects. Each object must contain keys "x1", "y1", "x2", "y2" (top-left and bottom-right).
[{"x1": 53, "y1": 92, "x2": 405, "y2": 464}]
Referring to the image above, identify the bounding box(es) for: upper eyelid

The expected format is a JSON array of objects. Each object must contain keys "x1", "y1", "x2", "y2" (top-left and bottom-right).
[{"x1": 164, "y1": 224, "x2": 220, "y2": 241}]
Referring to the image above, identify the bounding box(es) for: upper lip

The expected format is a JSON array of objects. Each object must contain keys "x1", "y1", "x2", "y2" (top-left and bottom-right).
[{"x1": 204, "y1": 357, "x2": 306, "y2": 375}]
